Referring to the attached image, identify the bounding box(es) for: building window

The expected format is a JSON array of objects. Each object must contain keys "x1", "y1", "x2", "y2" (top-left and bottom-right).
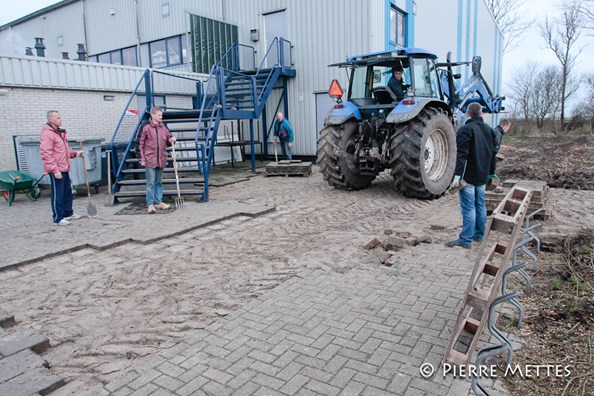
[
  {"x1": 98, "y1": 52, "x2": 110, "y2": 64},
  {"x1": 162, "y1": 3, "x2": 170, "y2": 17},
  {"x1": 166, "y1": 37, "x2": 181, "y2": 65},
  {"x1": 110, "y1": 50, "x2": 122, "y2": 65},
  {"x1": 122, "y1": 46, "x2": 137, "y2": 66},
  {"x1": 150, "y1": 39, "x2": 167, "y2": 68},
  {"x1": 390, "y1": 6, "x2": 406, "y2": 47}
]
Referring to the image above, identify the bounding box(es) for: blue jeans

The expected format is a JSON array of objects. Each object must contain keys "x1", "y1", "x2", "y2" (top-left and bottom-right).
[
  {"x1": 145, "y1": 167, "x2": 164, "y2": 206},
  {"x1": 458, "y1": 183, "x2": 487, "y2": 245},
  {"x1": 49, "y1": 172, "x2": 74, "y2": 223},
  {"x1": 280, "y1": 142, "x2": 292, "y2": 160}
]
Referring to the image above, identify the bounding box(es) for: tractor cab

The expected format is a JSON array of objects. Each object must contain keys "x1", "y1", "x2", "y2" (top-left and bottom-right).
[{"x1": 328, "y1": 48, "x2": 444, "y2": 120}]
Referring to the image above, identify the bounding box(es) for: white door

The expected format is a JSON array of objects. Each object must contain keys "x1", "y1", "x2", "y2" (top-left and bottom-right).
[
  {"x1": 264, "y1": 11, "x2": 286, "y2": 68},
  {"x1": 315, "y1": 92, "x2": 336, "y2": 137}
]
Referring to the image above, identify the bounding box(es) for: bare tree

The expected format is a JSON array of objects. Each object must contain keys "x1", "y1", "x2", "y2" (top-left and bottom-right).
[
  {"x1": 485, "y1": 0, "x2": 533, "y2": 53},
  {"x1": 580, "y1": 0, "x2": 594, "y2": 35},
  {"x1": 541, "y1": 0, "x2": 584, "y2": 130},
  {"x1": 531, "y1": 66, "x2": 563, "y2": 131},
  {"x1": 509, "y1": 62, "x2": 538, "y2": 120}
]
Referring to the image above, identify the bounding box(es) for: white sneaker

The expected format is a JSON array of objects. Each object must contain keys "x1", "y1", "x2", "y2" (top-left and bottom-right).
[
  {"x1": 53, "y1": 219, "x2": 71, "y2": 226},
  {"x1": 65, "y1": 213, "x2": 82, "y2": 220}
]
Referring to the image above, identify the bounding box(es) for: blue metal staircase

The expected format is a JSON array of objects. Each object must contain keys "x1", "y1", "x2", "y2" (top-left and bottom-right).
[{"x1": 107, "y1": 37, "x2": 295, "y2": 203}]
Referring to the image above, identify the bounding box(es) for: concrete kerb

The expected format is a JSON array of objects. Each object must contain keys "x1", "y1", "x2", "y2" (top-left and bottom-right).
[{"x1": 1, "y1": 192, "x2": 275, "y2": 273}]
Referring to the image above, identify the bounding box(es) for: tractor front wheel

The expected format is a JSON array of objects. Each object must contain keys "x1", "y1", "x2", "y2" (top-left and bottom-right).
[
  {"x1": 317, "y1": 120, "x2": 376, "y2": 190},
  {"x1": 390, "y1": 108, "x2": 456, "y2": 199}
]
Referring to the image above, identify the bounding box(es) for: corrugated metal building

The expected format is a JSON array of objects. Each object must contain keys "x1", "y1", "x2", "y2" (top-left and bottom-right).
[{"x1": 0, "y1": 0, "x2": 503, "y2": 157}]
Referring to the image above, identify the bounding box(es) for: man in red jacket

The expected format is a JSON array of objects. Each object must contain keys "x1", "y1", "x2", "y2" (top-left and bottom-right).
[
  {"x1": 40, "y1": 110, "x2": 84, "y2": 226},
  {"x1": 139, "y1": 106, "x2": 176, "y2": 213}
]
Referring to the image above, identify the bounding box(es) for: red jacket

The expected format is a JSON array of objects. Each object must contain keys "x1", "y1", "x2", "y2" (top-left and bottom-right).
[
  {"x1": 139, "y1": 121, "x2": 173, "y2": 168},
  {"x1": 40, "y1": 123, "x2": 78, "y2": 175}
]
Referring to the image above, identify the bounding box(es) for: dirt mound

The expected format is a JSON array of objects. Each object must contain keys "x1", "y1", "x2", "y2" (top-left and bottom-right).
[
  {"x1": 501, "y1": 229, "x2": 594, "y2": 396},
  {"x1": 498, "y1": 136, "x2": 594, "y2": 190}
]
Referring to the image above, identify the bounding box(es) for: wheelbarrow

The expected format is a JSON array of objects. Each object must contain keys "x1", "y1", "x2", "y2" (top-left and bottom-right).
[{"x1": 0, "y1": 170, "x2": 43, "y2": 206}]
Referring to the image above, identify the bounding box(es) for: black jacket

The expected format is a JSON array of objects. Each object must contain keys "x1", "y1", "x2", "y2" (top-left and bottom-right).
[
  {"x1": 493, "y1": 125, "x2": 504, "y2": 153},
  {"x1": 387, "y1": 76, "x2": 406, "y2": 101},
  {"x1": 454, "y1": 117, "x2": 497, "y2": 185}
]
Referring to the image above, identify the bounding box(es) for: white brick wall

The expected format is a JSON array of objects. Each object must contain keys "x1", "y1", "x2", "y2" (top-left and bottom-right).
[{"x1": 0, "y1": 87, "x2": 193, "y2": 171}]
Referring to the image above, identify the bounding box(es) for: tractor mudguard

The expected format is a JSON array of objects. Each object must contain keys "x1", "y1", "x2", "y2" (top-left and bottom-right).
[
  {"x1": 324, "y1": 101, "x2": 362, "y2": 125},
  {"x1": 385, "y1": 97, "x2": 436, "y2": 124}
]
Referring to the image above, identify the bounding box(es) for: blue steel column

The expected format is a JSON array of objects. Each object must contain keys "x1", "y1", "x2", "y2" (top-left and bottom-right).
[
  {"x1": 262, "y1": 105, "x2": 268, "y2": 158},
  {"x1": 282, "y1": 78, "x2": 289, "y2": 119},
  {"x1": 144, "y1": 69, "x2": 151, "y2": 110},
  {"x1": 249, "y1": 119, "x2": 256, "y2": 173}
]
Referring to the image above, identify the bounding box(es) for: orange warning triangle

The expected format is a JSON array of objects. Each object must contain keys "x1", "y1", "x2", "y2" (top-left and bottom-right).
[{"x1": 328, "y1": 79, "x2": 343, "y2": 98}]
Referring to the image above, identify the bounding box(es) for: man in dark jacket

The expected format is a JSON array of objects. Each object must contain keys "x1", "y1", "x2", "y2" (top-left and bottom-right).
[
  {"x1": 387, "y1": 65, "x2": 407, "y2": 101},
  {"x1": 493, "y1": 118, "x2": 511, "y2": 153},
  {"x1": 447, "y1": 102, "x2": 498, "y2": 249}
]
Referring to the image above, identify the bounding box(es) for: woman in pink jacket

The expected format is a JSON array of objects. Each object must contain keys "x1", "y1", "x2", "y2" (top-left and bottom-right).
[
  {"x1": 40, "y1": 110, "x2": 84, "y2": 226},
  {"x1": 139, "y1": 106, "x2": 176, "y2": 213}
]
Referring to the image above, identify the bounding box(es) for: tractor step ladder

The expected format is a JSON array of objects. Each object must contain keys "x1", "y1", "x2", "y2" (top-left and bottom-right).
[{"x1": 444, "y1": 186, "x2": 533, "y2": 366}]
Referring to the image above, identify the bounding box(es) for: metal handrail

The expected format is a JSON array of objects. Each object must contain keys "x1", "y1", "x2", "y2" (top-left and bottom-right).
[
  {"x1": 255, "y1": 37, "x2": 279, "y2": 77},
  {"x1": 109, "y1": 70, "x2": 149, "y2": 144}
]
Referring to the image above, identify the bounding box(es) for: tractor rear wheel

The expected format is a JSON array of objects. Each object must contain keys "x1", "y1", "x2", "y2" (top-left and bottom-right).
[
  {"x1": 317, "y1": 120, "x2": 376, "y2": 190},
  {"x1": 390, "y1": 108, "x2": 456, "y2": 199}
]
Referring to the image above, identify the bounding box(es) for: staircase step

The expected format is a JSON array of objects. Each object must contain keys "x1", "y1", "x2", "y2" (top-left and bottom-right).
[
  {"x1": 126, "y1": 156, "x2": 200, "y2": 163},
  {"x1": 122, "y1": 167, "x2": 200, "y2": 174},
  {"x1": 117, "y1": 178, "x2": 204, "y2": 186},
  {"x1": 114, "y1": 189, "x2": 203, "y2": 198}
]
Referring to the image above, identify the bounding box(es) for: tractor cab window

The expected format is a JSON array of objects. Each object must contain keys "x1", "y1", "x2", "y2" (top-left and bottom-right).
[
  {"x1": 349, "y1": 66, "x2": 373, "y2": 100},
  {"x1": 410, "y1": 57, "x2": 440, "y2": 98}
]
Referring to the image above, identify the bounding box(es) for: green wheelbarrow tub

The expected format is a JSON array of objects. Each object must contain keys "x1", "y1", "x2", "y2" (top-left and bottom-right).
[{"x1": 0, "y1": 170, "x2": 43, "y2": 206}]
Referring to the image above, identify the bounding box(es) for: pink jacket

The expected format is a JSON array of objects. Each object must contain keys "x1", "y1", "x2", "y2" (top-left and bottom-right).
[
  {"x1": 139, "y1": 121, "x2": 173, "y2": 168},
  {"x1": 40, "y1": 123, "x2": 78, "y2": 175}
]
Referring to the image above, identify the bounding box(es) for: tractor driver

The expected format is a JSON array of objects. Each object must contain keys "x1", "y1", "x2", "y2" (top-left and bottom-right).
[{"x1": 388, "y1": 65, "x2": 407, "y2": 101}]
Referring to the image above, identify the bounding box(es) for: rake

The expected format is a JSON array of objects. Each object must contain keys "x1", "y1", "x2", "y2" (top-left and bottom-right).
[{"x1": 171, "y1": 143, "x2": 185, "y2": 209}]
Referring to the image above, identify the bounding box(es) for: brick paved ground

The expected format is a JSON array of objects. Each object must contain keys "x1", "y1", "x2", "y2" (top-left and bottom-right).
[
  {"x1": 99, "y1": 266, "x2": 508, "y2": 396},
  {"x1": 4, "y1": 167, "x2": 588, "y2": 395}
]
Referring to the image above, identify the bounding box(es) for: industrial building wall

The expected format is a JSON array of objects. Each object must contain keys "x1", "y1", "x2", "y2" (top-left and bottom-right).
[
  {"x1": 414, "y1": 0, "x2": 503, "y2": 103},
  {"x1": 0, "y1": 87, "x2": 128, "y2": 171},
  {"x1": 221, "y1": 0, "x2": 386, "y2": 157},
  {"x1": 0, "y1": 0, "x2": 504, "y2": 157},
  {"x1": 0, "y1": 2, "x2": 84, "y2": 58}
]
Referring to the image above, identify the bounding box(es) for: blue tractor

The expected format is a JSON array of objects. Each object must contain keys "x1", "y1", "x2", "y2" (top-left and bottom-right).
[{"x1": 317, "y1": 48, "x2": 504, "y2": 199}]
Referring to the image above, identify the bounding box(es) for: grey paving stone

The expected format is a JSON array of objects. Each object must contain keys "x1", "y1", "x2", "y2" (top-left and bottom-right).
[
  {"x1": 0, "y1": 308, "x2": 16, "y2": 328},
  {"x1": 276, "y1": 361, "x2": 304, "y2": 382},
  {"x1": 176, "y1": 376, "x2": 209, "y2": 396},
  {"x1": 387, "y1": 372, "x2": 413, "y2": 394},
  {"x1": 226, "y1": 368, "x2": 257, "y2": 390},
  {"x1": 202, "y1": 367, "x2": 233, "y2": 385},
  {"x1": 202, "y1": 380, "x2": 233, "y2": 396},
  {"x1": 338, "y1": 380, "x2": 366, "y2": 396},
  {"x1": 105, "y1": 369, "x2": 141, "y2": 392},
  {"x1": 0, "y1": 349, "x2": 47, "y2": 382},
  {"x1": 279, "y1": 373, "x2": 308, "y2": 395},
  {"x1": 304, "y1": 379, "x2": 341, "y2": 396},
  {"x1": 0, "y1": 328, "x2": 49, "y2": 356},
  {"x1": 152, "y1": 374, "x2": 184, "y2": 391},
  {"x1": 129, "y1": 383, "x2": 158, "y2": 396},
  {"x1": 233, "y1": 381, "x2": 261, "y2": 396},
  {"x1": 254, "y1": 386, "x2": 285, "y2": 396},
  {"x1": 156, "y1": 361, "x2": 185, "y2": 378},
  {"x1": 251, "y1": 373, "x2": 285, "y2": 391},
  {"x1": 0, "y1": 367, "x2": 64, "y2": 396}
]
